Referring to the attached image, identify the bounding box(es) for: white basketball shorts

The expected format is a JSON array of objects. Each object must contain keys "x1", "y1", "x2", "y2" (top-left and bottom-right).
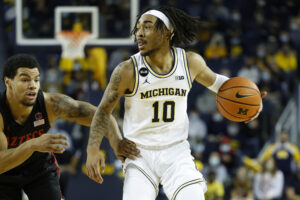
[{"x1": 123, "y1": 140, "x2": 207, "y2": 200}]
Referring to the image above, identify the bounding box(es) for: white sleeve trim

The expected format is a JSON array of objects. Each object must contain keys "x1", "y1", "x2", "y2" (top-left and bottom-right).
[{"x1": 207, "y1": 74, "x2": 229, "y2": 93}]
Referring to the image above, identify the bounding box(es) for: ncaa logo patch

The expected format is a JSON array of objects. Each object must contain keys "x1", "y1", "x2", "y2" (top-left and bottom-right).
[{"x1": 139, "y1": 67, "x2": 149, "y2": 77}]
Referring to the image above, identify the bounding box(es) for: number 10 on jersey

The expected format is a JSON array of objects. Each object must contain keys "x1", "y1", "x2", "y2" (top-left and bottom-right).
[{"x1": 152, "y1": 101, "x2": 175, "y2": 123}]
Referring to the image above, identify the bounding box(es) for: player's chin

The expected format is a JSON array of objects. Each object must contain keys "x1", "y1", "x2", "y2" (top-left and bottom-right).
[
  {"x1": 21, "y1": 99, "x2": 35, "y2": 107},
  {"x1": 140, "y1": 49, "x2": 150, "y2": 57}
]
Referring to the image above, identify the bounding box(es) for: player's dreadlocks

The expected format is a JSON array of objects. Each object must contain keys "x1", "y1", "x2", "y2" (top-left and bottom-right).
[{"x1": 132, "y1": 6, "x2": 201, "y2": 47}]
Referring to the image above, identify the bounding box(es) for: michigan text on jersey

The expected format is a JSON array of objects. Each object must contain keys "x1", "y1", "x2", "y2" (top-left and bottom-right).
[{"x1": 141, "y1": 88, "x2": 187, "y2": 99}]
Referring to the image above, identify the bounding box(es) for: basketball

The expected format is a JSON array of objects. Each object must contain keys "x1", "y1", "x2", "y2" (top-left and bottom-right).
[{"x1": 216, "y1": 77, "x2": 262, "y2": 122}]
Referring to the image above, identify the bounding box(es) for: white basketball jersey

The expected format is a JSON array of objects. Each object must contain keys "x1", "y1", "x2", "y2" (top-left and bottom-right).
[{"x1": 123, "y1": 47, "x2": 193, "y2": 148}]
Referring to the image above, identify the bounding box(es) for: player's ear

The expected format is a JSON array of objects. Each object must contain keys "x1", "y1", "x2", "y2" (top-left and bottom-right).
[
  {"x1": 4, "y1": 77, "x2": 10, "y2": 87},
  {"x1": 165, "y1": 28, "x2": 174, "y2": 41}
]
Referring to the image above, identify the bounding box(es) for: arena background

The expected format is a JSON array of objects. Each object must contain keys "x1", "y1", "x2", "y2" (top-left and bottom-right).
[{"x1": 1, "y1": 0, "x2": 300, "y2": 200}]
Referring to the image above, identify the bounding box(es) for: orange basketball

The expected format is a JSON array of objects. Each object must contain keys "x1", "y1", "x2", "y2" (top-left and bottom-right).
[{"x1": 216, "y1": 77, "x2": 261, "y2": 122}]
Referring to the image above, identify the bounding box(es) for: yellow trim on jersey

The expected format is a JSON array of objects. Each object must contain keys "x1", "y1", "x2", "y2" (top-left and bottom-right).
[
  {"x1": 125, "y1": 56, "x2": 139, "y2": 97},
  {"x1": 183, "y1": 49, "x2": 192, "y2": 88},
  {"x1": 260, "y1": 143, "x2": 300, "y2": 162},
  {"x1": 131, "y1": 164, "x2": 159, "y2": 196},
  {"x1": 171, "y1": 179, "x2": 204, "y2": 200},
  {"x1": 291, "y1": 144, "x2": 300, "y2": 161},
  {"x1": 143, "y1": 47, "x2": 178, "y2": 78}
]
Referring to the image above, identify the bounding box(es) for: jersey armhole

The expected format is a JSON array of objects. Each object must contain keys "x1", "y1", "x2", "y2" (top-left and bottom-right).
[
  {"x1": 124, "y1": 56, "x2": 139, "y2": 97},
  {"x1": 182, "y1": 49, "x2": 192, "y2": 89}
]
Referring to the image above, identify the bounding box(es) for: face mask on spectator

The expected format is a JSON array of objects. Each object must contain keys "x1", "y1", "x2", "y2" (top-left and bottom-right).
[
  {"x1": 212, "y1": 113, "x2": 223, "y2": 122},
  {"x1": 220, "y1": 144, "x2": 231, "y2": 153},
  {"x1": 280, "y1": 35, "x2": 289, "y2": 43},
  {"x1": 261, "y1": 71, "x2": 270, "y2": 81},
  {"x1": 193, "y1": 143, "x2": 205, "y2": 154},
  {"x1": 290, "y1": 23, "x2": 298, "y2": 31},
  {"x1": 209, "y1": 156, "x2": 220, "y2": 167},
  {"x1": 227, "y1": 123, "x2": 239, "y2": 136},
  {"x1": 265, "y1": 161, "x2": 274, "y2": 171},
  {"x1": 257, "y1": 49, "x2": 266, "y2": 58}
]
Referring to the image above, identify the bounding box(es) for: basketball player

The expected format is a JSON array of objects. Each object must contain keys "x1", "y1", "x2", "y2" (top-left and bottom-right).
[
  {"x1": 0, "y1": 54, "x2": 140, "y2": 200},
  {"x1": 86, "y1": 6, "x2": 265, "y2": 200}
]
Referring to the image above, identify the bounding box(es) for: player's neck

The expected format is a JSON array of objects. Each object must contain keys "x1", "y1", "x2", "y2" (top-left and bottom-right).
[
  {"x1": 146, "y1": 46, "x2": 173, "y2": 74},
  {"x1": 6, "y1": 92, "x2": 33, "y2": 123}
]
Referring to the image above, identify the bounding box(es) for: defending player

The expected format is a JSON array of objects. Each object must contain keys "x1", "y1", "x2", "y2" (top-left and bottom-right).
[
  {"x1": 0, "y1": 54, "x2": 139, "y2": 200},
  {"x1": 86, "y1": 6, "x2": 264, "y2": 200}
]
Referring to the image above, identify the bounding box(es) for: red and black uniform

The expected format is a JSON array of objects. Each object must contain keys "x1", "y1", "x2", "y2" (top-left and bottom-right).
[{"x1": 0, "y1": 90, "x2": 61, "y2": 200}]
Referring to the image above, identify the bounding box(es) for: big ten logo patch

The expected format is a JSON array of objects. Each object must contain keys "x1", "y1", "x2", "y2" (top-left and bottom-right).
[{"x1": 175, "y1": 76, "x2": 184, "y2": 80}]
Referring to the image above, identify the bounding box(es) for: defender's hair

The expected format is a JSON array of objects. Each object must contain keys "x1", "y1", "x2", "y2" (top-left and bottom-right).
[
  {"x1": 2, "y1": 54, "x2": 41, "y2": 81},
  {"x1": 132, "y1": 6, "x2": 201, "y2": 46}
]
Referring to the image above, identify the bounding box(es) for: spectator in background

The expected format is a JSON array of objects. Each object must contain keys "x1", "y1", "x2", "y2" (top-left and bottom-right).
[
  {"x1": 237, "y1": 56, "x2": 261, "y2": 85},
  {"x1": 205, "y1": 170, "x2": 225, "y2": 200},
  {"x1": 188, "y1": 108, "x2": 207, "y2": 141},
  {"x1": 230, "y1": 166, "x2": 254, "y2": 200},
  {"x1": 218, "y1": 137, "x2": 239, "y2": 175},
  {"x1": 188, "y1": 108, "x2": 207, "y2": 161},
  {"x1": 253, "y1": 157, "x2": 284, "y2": 200},
  {"x1": 259, "y1": 129, "x2": 300, "y2": 181},
  {"x1": 286, "y1": 162, "x2": 300, "y2": 200},
  {"x1": 239, "y1": 119, "x2": 262, "y2": 158},
  {"x1": 203, "y1": 151, "x2": 228, "y2": 184},
  {"x1": 274, "y1": 43, "x2": 297, "y2": 73},
  {"x1": 204, "y1": 33, "x2": 227, "y2": 59}
]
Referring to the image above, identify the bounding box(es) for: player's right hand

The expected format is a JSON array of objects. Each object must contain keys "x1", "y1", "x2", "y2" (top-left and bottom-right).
[
  {"x1": 86, "y1": 150, "x2": 105, "y2": 184},
  {"x1": 30, "y1": 133, "x2": 68, "y2": 154}
]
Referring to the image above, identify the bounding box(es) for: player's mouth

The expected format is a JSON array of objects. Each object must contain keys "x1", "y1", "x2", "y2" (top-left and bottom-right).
[
  {"x1": 25, "y1": 92, "x2": 37, "y2": 100},
  {"x1": 137, "y1": 39, "x2": 146, "y2": 50}
]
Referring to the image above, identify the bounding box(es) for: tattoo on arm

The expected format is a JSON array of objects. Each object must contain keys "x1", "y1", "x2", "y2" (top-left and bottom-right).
[
  {"x1": 50, "y1": 94, "x2": 95, "y2": 119},
  {"x1": 88, "y1": 65, "x2": 122, "y2": 148}
]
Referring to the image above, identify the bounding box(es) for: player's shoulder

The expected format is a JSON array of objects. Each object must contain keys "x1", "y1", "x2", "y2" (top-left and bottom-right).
[
  {"x1": 186, "y1": 50, "x2": 206, "y2": 64},
  {"x1": 288, "y1": 143, "x2": 300, "y2": 151},
  {"x1": 113, "y1": 58, "x2": 135, "y2": 78}
]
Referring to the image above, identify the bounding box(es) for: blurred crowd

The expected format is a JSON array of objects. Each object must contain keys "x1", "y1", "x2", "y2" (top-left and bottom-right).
[{"x1": 2, "y1": 0, "x2": 300, "y2": 200}]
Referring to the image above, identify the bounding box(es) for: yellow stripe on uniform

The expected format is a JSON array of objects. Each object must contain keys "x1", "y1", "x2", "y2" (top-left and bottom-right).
[
  {"x1": 171, "y1": 179, "x2": 204, "y2": 200},
  {"x1": 129, "y1": 164, "x2": 159, "y2": 196},
  {"x1": 125, "y1": 56, "x2": 139, "y2": 97},
  {"x1": 183, "y1": 49, "x2": 192, "y2": 88}
]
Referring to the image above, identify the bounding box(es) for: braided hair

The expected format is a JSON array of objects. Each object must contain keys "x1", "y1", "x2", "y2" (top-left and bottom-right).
[{"x1": 132, "y1": 6, "x2": 201, "y2": 47}]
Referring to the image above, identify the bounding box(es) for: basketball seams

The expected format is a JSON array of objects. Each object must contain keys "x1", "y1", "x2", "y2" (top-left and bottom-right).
[
  {"x1": 216, "y1": 100, "x2": 248, "y2": 121},
  {"x1": 216, "y1": 95, "x2": 261, "y2": 106},
  {"x1": 218, "y1": 86, "x2": 260, "y2": 94}
]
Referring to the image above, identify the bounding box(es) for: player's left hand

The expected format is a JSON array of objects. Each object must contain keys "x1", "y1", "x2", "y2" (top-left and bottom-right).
[
  {"x1": 115, "y1": 138, "x2": 140, "y2": 162},
  {"x1": 245, "y1": 91, "x2": 267, "y2": 123},
  {"x1": 86, "y1": 149, "x2": 105, "y2": 184}
]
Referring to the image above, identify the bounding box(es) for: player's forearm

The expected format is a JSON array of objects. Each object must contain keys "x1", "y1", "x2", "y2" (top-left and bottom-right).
[
  {"x1": 0, "y1": 140, "x2": 34, "y2": 174},
  {"x1": 106, "y1": 115, "x2": 123, "y2": 152},
  {"x1": 70, "y1": 101, "x2": 97, "y2": 127},
  {"x1": 87, "y1": 108, "x2": 110, "y2": 152}
]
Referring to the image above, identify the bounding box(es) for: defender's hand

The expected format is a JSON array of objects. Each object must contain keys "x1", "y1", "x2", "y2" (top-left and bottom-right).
[
  {"x1": 30, "y1": 133, "x2": 68, "y2": 154},
  {"x1": 86, "y1": 150, "x2": 105, "y2": 184},
  {"x1": 245, "y1": 91, "x2": 267, "y2": 123},
  {"x1": 116, "y1": 139, "x2": 140, "y2": 162}
]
